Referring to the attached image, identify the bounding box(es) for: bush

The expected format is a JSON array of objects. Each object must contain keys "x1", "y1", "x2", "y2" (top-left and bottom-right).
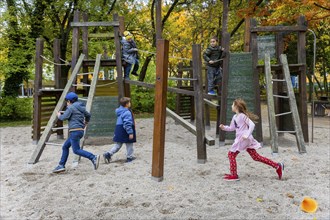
[
  {"x1": 130, "y1": 86, "x2": 155, "y2": 113},
  {"x1": 130, "y1": 86, "x2": 177, "y2": 114},
  {"x1": 0, "y1": 97, "x2": 33, "y2": 121}
]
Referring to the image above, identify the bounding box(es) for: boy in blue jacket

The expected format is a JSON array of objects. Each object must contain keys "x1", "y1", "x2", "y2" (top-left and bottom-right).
[
  {"x1": 103, "y1": 97, "x2": 136, "y2": 163},
  {"x1": 52, "y1": 92, "x2": 100, "y2": 173}
]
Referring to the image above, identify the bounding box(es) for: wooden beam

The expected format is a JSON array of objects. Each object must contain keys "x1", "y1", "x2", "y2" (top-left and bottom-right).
[
  {"x1": 264, "y1": 53, "x2": 278, "y2": 152},
  {"x1": 257, "y1": 64, "x2": 306, "y2": 72},
  {"x1": 70, "y1": 21, "x2": 119, "y2": 27},
  {"x1": 166, "y1": 108, "x2": 215, "y2": 146},
  {"x1": 204, "y1": 98, "x2": 219, "y2": 108},
  {"x1": 88, "y1": 33, "x2": 115, "y2": 39},
  {"x1": 280, "y1": 54, "x2": 307, "y2": 153},
  {"x1": 124, "y1": 79, "x2": 196, "y2": 96},
  {"x1": 124, "y1": 79, "x2": 155, "y2": 89},
  {"x1": 168, "y1": 87, "x2": 195, "y2": 96},
  {"x1": 192, "y1": 44, "x2": 207, "y2": 163},
  {"x1": 83, "y1": 59, "x2": 117, "y2": 67},
  {"x1": 151, "y1": 39, "x2": 169, "y2": 181},
  {"x1": 251, "y1": 25, "x2": 307, "y2": 33},
  {"x1": 29, "y1": 54, "x2": 85, "y2": 164}
]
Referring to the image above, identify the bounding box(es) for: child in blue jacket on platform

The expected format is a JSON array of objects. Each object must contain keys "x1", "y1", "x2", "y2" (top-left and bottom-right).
[{"x1": 103, "y1": 97, "x2": 136, "y2": 163}]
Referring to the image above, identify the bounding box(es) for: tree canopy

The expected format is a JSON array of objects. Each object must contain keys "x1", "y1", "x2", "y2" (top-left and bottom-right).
[{"x1": 0, "y1": 0, "x2": 329, "y2": 97}]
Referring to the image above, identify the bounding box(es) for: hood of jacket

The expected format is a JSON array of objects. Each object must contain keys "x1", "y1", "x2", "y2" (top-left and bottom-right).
[
  {"x1": 116, "y1": 105, "x2": 129, "y2": 117},
  {"x1": 72, "y1": 102, "x2": 86, "y2": 113}
]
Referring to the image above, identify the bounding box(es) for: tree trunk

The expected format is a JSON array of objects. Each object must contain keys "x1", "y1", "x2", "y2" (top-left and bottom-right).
[{"x1": 139, "y1": 55, "x2": 154, "y2": 82}]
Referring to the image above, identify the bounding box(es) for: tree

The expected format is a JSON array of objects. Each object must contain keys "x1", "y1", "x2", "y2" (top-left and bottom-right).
[{"x1": 2, "y1": 0, "x2": 33, "y2": 97}]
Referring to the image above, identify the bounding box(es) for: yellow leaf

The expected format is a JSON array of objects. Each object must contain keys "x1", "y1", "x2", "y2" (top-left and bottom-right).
[{"x1": 256, "y1": 198, "x2": 263, "y2": 202}]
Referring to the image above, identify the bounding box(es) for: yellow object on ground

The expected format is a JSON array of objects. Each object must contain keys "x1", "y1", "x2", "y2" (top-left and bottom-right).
[{"x1": 301, "y1": 197, "x2": 318, "y2": 213}]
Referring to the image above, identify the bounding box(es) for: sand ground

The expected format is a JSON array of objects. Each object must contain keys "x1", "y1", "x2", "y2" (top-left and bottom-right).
[{"x1": 0, "y1": 104, "x2": 329, "y2": 220}]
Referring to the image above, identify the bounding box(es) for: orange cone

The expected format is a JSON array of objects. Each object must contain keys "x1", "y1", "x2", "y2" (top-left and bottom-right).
[{"x1": 300, "y1": 197, "x2": 318, "y2": 213}]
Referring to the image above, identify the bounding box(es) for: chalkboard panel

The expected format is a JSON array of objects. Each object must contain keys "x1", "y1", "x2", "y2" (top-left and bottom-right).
[
  {"x1": 226, "y1": 53, "x2": 256, "y2": 140},
  {"x1": 257, "y1": 35, "x2": 276, "y2": 60},
  {"x1": 81, "y1": 96, "x2": 118, "y2": 137}
]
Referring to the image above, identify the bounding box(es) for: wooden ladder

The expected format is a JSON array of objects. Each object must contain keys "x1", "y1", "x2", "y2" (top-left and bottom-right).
[
  {"x1": 264, "y1": 53, "x2": 306, "y2": 154},
  {"x1": 29, "y1": 54, "x2": 102, "y2": 164}
]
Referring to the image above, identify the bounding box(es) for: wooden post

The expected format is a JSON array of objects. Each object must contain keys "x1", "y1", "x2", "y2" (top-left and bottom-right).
[
  {"x1": 221, "y1": 0, "x2": 229, "y2": 46},
  {"x1": 124, "y1": 82, "x2": 131, "y2": 98},
  {"x1": 113, "y1": 13, "x2": 124, "y2": 99},
  {"x1": 204, "y1": 67, "x2": 210, "y2": 129},
  {"x1": 151, "y1": 39, "x2": 169, "y2": 181},
  {"x1": 250, "y1": 18, "x2": 263, "y2": 142},
  {"x1": 189, "y1": 60, "x2": 195, "y2": 122},
  {"x1": 32, "y1": 38, "x2": 44, "y2": 144},
  {"x1": 297, "y1": 15, "x2": 309, "y2": 142},
  {"x1": 152, "y1": 39, "x2": 169, "y2": 181},
  {"x1": 54, "y1": 39, "x2": 61, "y2": 89},
  {"x1": 204, "y1": 102, "x2": 210, "y2": 130},
  {"x1": 244, "y1": 18, "x2": 251, "y2": 52},
  {"x1": 53, "y1": 39, "x2": 63, "y2": 139},
  {"x1": 175, "y1": 63, "x2": 183, "y2": 118},
  {"x1": 216, "y1": 105, "x2": 220, "y2": 137},
  {"x1": 71, "y1": 10, "x2": 80, "y2": 86},
  {"x1": 219, "y1": 32, "x2": 230, "y2": 145},
  {"x1": 155, "y1": 0, "x2": 162, "y2": 40},
  {"x1": 192, "y1": 44, "x2": 206, "y2": 163},
  {"x1": 119, "y1": 16, "x2": 125, "y2": 36},
  {"x1": 82, "y1": 12, "x2": 89, "y2": 96}
]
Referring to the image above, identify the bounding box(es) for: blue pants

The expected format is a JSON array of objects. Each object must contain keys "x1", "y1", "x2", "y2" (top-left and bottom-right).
[
  {"x1": 124, "y1": 59, "x2": 139, "y2": 79},
  {"x1": 59, "y1": 130, "x2": 95, "y2": 166}
]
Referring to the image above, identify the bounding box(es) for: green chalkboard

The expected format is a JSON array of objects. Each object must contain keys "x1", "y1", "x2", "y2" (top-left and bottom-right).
[
  {"x1": 82, "y1": 96, "x2": 118, "y2": 137},
  {"x1": 226, "y1": 53, "x2": 256, "y2": 139}
]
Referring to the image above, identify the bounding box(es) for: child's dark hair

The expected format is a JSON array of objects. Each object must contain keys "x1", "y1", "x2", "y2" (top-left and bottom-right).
[
  {"x1": 233, "y1": 98, "x2": 259, "y2": 123},
  {"x1": 120, "y1": 97, "x2": 131, "y2": 107},
  {"x1": 211, "y1": 36, "x2": 218, "y2": 42}
]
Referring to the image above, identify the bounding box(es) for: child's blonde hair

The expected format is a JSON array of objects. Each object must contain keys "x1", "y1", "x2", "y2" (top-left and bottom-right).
[
  {"x1": 233, "y1": 98, "x2": 259, "y2": 123},
  {"x1": 119, "y1": 97, "x2": 131, "y2": 107}
]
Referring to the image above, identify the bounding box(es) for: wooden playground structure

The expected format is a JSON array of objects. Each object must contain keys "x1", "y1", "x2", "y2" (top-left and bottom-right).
[{"x1": 30, "y1": 4, "x2": 310, "y2": 181}]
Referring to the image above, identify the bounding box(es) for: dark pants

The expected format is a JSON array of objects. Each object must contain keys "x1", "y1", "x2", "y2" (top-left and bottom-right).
[
  {"x1": 124, "y1": 59, "x2": 139, "y2": 79},
  {"x1": 59, "y1": 130, "x2": 95, "y2": 166},
  {"x1": 207, "y1": 66, "x2": 222, "y2": 92}
]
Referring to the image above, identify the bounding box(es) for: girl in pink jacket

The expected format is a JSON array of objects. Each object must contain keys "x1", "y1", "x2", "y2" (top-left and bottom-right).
[{"x1": 220, "y1": 98, "x2": 284, "y2": 181}]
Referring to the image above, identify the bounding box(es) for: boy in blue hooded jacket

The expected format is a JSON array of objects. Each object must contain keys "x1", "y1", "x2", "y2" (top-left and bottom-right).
[
  {"x1": 103, "y1": 97, "x2": 136, "y2": 163},
  {"x1": 52, "y1": 92, "x2": 100, "y2": 173}
]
